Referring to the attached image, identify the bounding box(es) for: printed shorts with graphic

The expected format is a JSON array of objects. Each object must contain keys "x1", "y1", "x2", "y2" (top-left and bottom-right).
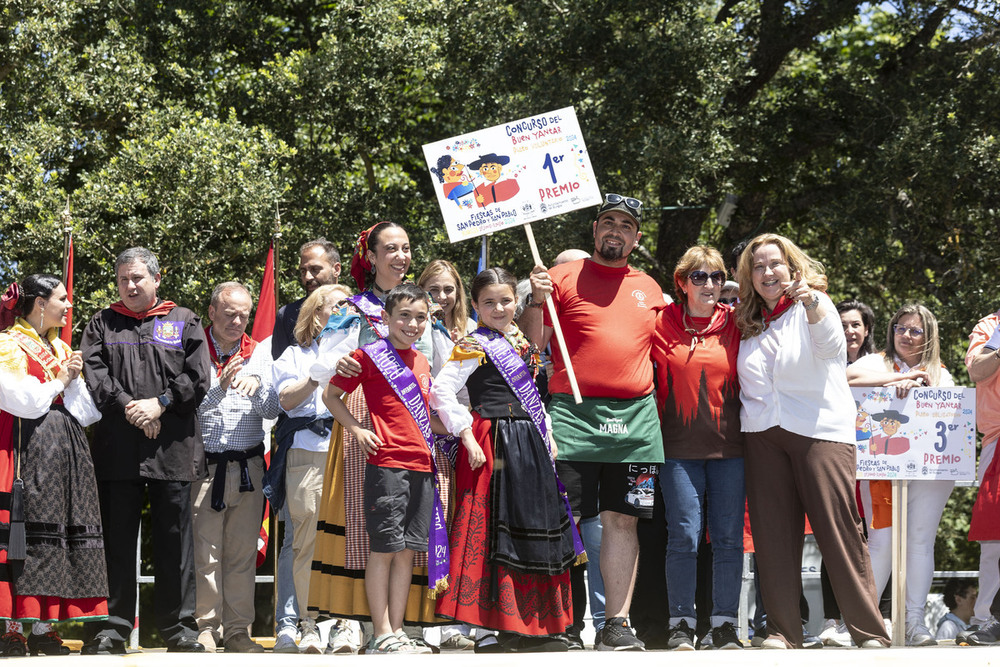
[{"x1": 555, "y1": 459, "x2": 659, "y2": 520}]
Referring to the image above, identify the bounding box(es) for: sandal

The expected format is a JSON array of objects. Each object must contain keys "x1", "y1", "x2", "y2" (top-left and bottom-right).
[{"x1": 368, "y1": 633, "x2": 409, "y2": 654}]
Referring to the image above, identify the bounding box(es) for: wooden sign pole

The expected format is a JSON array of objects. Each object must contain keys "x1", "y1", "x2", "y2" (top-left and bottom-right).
[
  {"x1": 890, "y1": 479, "x2": 908, "y2": 646},
  {"x1": 524, "y1": 222, "x2": 582, "y2": 404}
]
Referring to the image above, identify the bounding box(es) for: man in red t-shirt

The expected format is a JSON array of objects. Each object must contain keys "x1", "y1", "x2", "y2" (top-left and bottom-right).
[{"x1": 524, "y1": 194, "x2": 666, "y2": 651}]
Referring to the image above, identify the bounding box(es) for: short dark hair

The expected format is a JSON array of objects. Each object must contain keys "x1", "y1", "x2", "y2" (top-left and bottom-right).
[
  {"x1": 943, "y1": 578, "x2": 976, "y2": 611},
  {"x1": 384, "y1": 283, "x2": 429, "y2": 315},
  {"x1": 470, "y1": 267, "x2": 517, "y2": 303},
  {"x1": 115, "y1": 247, "x2": 159, "y2": 276},
  {"x1": 300, "y1": 238, "x2": 341, "y2": 266}
]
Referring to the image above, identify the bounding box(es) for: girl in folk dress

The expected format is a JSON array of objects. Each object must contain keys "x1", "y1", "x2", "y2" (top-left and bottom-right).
[{"x1": 431, "y1": 268, "x2": 583, "y2": 653}]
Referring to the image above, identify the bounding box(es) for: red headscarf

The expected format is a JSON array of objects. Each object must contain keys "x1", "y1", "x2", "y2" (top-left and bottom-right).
[
  {"x1": 349, "y1": 221, "x2": 393, "y2": 292},
  {"x1": 0, "y1": 282, "x2": 20, "y2": 330}
]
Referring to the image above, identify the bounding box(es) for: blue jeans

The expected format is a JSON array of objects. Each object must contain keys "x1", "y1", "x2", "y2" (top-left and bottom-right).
[
  {"x1": 275, "y1": 505, "x2": 299, "y2": 632},
  {"x1": 660, "y1": 457, "x2": 744, "y2": 624},
  {"x1": 580, "y1": 515, "x2": 606, "y2": 629}
]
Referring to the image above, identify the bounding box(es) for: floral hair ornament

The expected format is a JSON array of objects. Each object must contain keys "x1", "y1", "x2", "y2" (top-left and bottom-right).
[
  {"x1": 0, "y1": 282, "x2": 21, "y2": 330},
  {"x1": 349, "y1": 221, "x2": 391, "y2": 292}
]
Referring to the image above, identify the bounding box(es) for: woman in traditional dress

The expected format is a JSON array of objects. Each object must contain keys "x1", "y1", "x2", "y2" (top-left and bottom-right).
[
  {"x1": 847, "y1": 303, "x2": 953, "y2": 646},
  {"x1": 307, "y1": 222, "x2": 440, "y2": 644},
  {"x1": 430, "y1": 268, "x2": 582, "y2": 653},
  {"x1": 0, "y1": 275, "x2": 106, "y2": 656}
]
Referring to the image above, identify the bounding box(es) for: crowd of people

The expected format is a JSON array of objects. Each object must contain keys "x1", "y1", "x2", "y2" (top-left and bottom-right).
[{"x1": 0, "y1": 192, "x2": 998, "y2": 655}]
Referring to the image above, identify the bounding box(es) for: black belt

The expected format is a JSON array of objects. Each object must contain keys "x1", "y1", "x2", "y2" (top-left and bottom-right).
[{"x1": 206, "y1": 443, "x2": 265, "y2": 511}]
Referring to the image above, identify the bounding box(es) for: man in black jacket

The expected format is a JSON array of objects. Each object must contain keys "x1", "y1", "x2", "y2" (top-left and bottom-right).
[{"x1": 81, "y1": 247, "x2": 211, "y2": 654}]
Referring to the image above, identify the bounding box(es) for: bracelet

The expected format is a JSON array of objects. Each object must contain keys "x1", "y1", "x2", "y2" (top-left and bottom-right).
[
  {"x1": 803, "y1": 292, "x2": 820, "y2": 311},
  {"x1": 527, "y1": 295, "x2": 545, "y2": 309}
]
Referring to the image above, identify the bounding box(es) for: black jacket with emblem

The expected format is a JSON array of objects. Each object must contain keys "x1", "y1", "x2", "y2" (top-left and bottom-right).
[{"x1": 82, "y1": 300, "x2": 211, "y2": 481}]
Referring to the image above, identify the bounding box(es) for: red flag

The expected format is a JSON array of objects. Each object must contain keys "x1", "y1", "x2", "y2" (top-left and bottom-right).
[
  {"x1": 253, "y1": 242, "x2": 277, "y2": 567},
  {"x1": 59, "y1": 237, "x2": 74, "y2": 346},
  {"x1": 251, "y1": 241, "x2": 276, "y2": 342}
]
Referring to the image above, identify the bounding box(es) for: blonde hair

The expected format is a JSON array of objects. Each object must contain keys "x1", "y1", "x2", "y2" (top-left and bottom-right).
[
  {"x1": 417, "y1": 259, "x2": 469, "y2": 331},
  {"x1": 734, "y1": 233, "x2": 828, "y2": 339},
  {"x1": 672, "y1": 245, "x2": 726, "y2": 306},
  {"x1": 882, "y1": 302, "x2": 943, "y2": 386},
  {"x1": 294, "y1": 284, "x2": 352, "y2": 347}
]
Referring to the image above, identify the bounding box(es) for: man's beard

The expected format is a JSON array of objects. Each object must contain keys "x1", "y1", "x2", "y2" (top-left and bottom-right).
[{"x1": 596, "y1": 241, "x2": 625, "y2": 262}]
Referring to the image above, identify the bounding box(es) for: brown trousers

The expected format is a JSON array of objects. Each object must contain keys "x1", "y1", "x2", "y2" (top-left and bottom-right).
[{"x1": 746, "y1": 427, "x2": 889, "y2": 648}]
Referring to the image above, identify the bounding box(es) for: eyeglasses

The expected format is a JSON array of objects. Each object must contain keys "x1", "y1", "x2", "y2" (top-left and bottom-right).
[
  {"x1": 689, "y1": 270, "x2": 726, "y2": 286},
  {"x1": 718, "y1": 296, "x2": 738, "y2": 305},
  {"x1": 893, "y1": 325, "x2": 924, "y2": 337},
  {"x1": 603, "y1": 193, "x2": 643, "y2": 217}
]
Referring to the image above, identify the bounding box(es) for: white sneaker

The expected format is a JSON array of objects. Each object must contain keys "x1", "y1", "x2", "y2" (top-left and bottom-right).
[
  {"x1": 325, "y1": 620, "x2": 357, "y2": 655},
  {"x1": 197, "y1": 630, "x2": 217, "y2": 653},
  {"x1": 819, "y1": 619, "x2": 852, "y2": 647},
  {"x1": 298, "y1": 620, "x2": 323, "y2": 654},
  {"x1": 905, "y1": 623, "x2": 936, "y2": 647},
  {"x1": 761, "y1": 637, "x2": 787, "y2": 649},
  {"x1": 273, "y1": 629, "x2": 299, "y2": 654}
]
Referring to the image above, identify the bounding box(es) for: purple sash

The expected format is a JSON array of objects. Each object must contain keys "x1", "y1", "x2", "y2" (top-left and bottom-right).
[
  {"x1": 471, "y1": 327, "x2": 586, "y2": 560},
  {"x1": 348, "y1": 292, "x2": 388, "y2": 339},
  {"x1": 362, "y1": 337, "x2": 450, "y2": 596}
]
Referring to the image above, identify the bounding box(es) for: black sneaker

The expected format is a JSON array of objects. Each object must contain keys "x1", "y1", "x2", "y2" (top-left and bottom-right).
[
  {"x1": 27, "y1": 631, "x2": 70, "y2": 656},
  {"x1": 956, "y1": 624, "x2": 980, "y2": 646},
  {"x1": 592, "y1": 627, "x2": 602, "y2": 650},
  {"x1": 596, "y1": 617, "x2": 644, "y2": 651},
  {"x1": 968, "y1": 617, "x2": 1000, "y2": 646},
  {"x1": 711, "y1": 622, "x2": 742, "y2": 650},
  {"x1": 666, "y1": 620, "x2": 696, "y2": 651},
  {"x1": 563, "y1": 631, "x2": 584, "y2": 651}
]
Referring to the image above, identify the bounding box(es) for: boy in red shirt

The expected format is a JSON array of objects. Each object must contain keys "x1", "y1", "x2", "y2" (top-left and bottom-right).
[{"x1": 322, "y1": 284, "x2": 445, "y2": 654}]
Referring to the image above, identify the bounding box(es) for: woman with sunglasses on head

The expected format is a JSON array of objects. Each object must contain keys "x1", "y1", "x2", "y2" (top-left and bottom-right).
[
  {"x1": 652, "y1": 246, "x2": 744, "y2": 651},
  {"x1": 735, "y1": 233, "x2": 889, "y2": 649},
  {"x1": 0, "y1": 275, "x2": 106, "y2": 656},
  {"x1": 847, "y1": 303, "x2": 953, "y2": 646}
]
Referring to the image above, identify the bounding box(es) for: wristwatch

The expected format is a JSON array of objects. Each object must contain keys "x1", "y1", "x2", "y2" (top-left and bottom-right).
[{"x1": 157, "y1": 393, "x2": 172, "y2": 408}]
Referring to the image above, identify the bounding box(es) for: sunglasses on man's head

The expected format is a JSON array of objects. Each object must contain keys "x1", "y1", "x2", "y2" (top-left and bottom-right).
[
  {"x1": 604, "y1": 193, "x2": 643, "y2": 213},
  {"x1": 688, "y1": 271, "x2": 726, "y2": 286}
]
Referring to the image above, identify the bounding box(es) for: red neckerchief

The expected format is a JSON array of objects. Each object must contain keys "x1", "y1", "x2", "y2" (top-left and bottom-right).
[
  {"x1": 205, "y1": 327, "x2": 257, "y2": 376},
  {"x1": 761, "y1": 294, "x2": 795, "y2": 328},
  {"x1": 110, "y1": 299, "x2": 177, "y2": 319}
]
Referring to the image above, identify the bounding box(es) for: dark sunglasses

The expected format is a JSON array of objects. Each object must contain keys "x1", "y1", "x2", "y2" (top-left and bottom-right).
[
  {"x1": 689, "y1": 270, "x2": 726, "y2": 286},
  {"x1": 604, "y1": 193, "x2": 643, "y2": 214}
]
